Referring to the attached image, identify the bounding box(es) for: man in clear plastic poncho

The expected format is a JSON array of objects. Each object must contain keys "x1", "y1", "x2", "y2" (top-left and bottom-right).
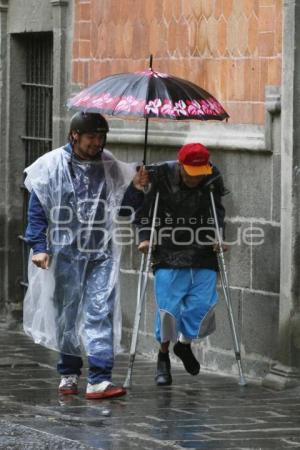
[{"x1": 24, "y1": 112, "x2": 148, "y2": 399}]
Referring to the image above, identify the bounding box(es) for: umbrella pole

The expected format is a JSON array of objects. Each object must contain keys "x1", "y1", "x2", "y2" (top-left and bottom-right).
[
  {"x1": 143, "y1": 117, "x2": 149, "y2": 165},
  {"x1": 142, "y1": 54, "x2": 153, "y2": 165}
]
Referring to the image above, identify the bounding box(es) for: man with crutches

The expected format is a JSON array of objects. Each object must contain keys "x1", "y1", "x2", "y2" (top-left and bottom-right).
[{"x1": 136, "y1": 143, "x2": 228, "y2": 386}]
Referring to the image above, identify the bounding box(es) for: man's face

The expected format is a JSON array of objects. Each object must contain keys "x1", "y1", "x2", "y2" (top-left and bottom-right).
[
  {"x1": 72, "y1": 131, "x2": 106, "y2": 159},
  {"x1": 179, "y1": 164, "x2": 205, "y2": 188}
]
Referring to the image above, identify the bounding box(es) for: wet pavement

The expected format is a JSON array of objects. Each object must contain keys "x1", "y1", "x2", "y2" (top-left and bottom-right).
[{"x1": 1, "y1": 327, "x2": 300, "y2": 449}]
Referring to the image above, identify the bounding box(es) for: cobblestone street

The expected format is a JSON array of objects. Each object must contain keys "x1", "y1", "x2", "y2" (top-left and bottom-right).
[{"x1": 0, "y1": 326, "x2": 300, "y2": 450}]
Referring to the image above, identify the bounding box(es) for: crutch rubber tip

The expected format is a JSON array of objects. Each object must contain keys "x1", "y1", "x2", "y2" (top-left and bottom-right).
[
  {"x1": 238, "y1": 377, "x2": 247, "y2": 387},
  {"x1": 123, "y1": 376, "x2": 132, "y2": 389}
]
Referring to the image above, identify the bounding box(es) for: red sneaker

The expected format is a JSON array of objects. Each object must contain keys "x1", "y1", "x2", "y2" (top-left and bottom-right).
[
  {"x1": 58, "y1": 374, "x2": 79, "y2": 395},
  {"x1": 85, "y1": 381, "x2": 126, "y2": 399}
]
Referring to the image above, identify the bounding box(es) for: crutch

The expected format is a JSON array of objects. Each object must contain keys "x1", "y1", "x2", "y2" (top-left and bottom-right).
[
  {"x1": 123, "y1": 191, "x2": 160, "y2": 388},
  {"x1": 209, "y1": 184, "x2": 247, "y2": 386}
]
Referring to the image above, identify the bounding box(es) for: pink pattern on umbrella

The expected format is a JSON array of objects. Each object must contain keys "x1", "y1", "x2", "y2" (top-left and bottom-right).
[
  {"x1": 71, "y1": 91, "x2": 227, "y2": 118},
  {"x1": 134, "y1": 70, "x2": 153, "y2": 77},
  {"x1": 135, "y1": 70, "x2": 169, "y2": 79},
  {"x1": 115, "y1": 96, "x2": 140, "y2": 113},
  {"x1": 73, "y1": 93, "x2": 93, "y2": 107},
  {"x1": 200, "y1": 100, "x2": 216, "y2": 116},
  {"x1": 145, "y1": 99, "x2": 162, "y2": 116},
  {"x1": 173, "y1": 100, "x2": 188, "y2": 117},
  {"x1": 206, "y1": 98, "x2": 225, "y2": 114},
  {"x1": 160, "y1": 100, "x2": 176, "y2": 117},
  {"x1": 186, "y1": 100, "x2": 205, "y2": 116},
  {"x1": 90, "y1": 92, "x2": 114, "y2": 108}
]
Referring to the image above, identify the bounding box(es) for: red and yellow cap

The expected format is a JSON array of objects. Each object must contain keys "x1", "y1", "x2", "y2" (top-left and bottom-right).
[{"x1": 177, "y1": 143, "x2": 213, "y2": 176}]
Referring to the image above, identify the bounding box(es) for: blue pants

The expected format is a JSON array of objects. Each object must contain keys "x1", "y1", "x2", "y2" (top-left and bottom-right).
[
  {"x1": 154, "y1": 268, "x2": 218, "y2": 342},
  {"x1": 54, "y1": 256, "x2": 116, "y2": 384}
]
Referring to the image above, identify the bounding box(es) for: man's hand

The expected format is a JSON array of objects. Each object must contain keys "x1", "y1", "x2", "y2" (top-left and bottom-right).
[
  {"x1": 213, "y1": 243, "x2": 229, "y2": 253},
  {"x1": 32, "y1": 252, "x2": 50, "y2": 269},
  {"x1": 133, "y1": 166, "x2": 149, "y2": 191},
  {"x1": 138, "y1": 240, "x2": 150, "y2": 254}
]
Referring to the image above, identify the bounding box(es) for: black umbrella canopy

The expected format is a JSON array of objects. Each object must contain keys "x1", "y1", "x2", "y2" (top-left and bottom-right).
[
  {"x1": 68, "y1": 70, "x2": 229, "y2": 121},
  {"x1": 67, "y1": 56, "x2": 229, "y2": 162}
]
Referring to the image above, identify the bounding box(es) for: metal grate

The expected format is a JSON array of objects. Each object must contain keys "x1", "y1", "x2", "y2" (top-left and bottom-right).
[
  {"x1": 19, "y1": 32, "x2": 53, "y2": 288},
  {"x1": 22, "y1": 33, "x2": 53, "y2": 165}
]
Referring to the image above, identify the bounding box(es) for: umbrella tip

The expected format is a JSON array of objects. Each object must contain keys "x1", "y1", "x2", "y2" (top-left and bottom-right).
[{"x1": 149, "y1": 54, "x2": 153, "y2": 70}]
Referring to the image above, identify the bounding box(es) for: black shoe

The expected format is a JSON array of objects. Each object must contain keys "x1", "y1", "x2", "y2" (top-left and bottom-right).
[
  {"x1": 173, "y1": 341, "x2": 200, "y2": 375},
  {"x1": 155, "y1": 351, "x2": 172, "y2": 386}
]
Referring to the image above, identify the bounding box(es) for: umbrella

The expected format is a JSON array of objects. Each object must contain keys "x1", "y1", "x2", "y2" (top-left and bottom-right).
[{"x1": 67, "y1": 55, "x2": 229, "y2": 163}]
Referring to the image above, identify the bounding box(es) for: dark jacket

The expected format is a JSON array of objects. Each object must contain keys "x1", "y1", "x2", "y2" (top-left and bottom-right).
[{"x1": 135, "y1": 161, "x2": 227, "y2": 271}]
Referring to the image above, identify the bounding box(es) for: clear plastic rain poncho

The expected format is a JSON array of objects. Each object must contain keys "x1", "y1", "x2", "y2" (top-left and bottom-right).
[{"x1": 23, "y1": 146, "x2": 136, "y2": 358}]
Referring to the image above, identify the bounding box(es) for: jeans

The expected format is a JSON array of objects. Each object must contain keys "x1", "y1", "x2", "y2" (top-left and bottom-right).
[
  {"x1": 57, "y1": 353, "x2": 114, "y2": 384},
  {"x1": 54, "y1": 255, "x2": 116, "y2": 384}
]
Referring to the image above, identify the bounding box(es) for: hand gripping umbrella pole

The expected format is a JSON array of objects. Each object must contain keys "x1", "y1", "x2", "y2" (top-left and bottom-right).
[
  {"x1": 209, "y1": 185, "x2": 247, "y2": 387},
  {"x1": 123, "y1": 191, "x2": 160, "y2": 389}
]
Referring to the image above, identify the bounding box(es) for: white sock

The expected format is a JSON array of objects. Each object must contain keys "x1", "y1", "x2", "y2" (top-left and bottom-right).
[{"x1": 179, "y1": 333, "x2": 191, "y2": 344}]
